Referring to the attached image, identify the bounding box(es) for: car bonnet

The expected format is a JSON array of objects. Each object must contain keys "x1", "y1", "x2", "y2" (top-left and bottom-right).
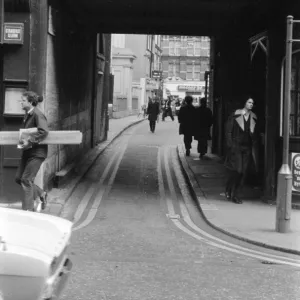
[{"x1": 0, "y1": 207, "x2": 73, "y2": 257}]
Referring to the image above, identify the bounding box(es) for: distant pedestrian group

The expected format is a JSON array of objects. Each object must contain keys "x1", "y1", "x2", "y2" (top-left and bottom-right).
[{"x1": 178, "y1": 95, "x2": 213, "y2": 159}]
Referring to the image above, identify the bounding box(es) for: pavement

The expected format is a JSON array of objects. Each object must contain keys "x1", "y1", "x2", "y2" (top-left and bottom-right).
[
  {"x1": 2, "y1": 115, "x2": 300, "y2": 255},
  {"x1": 177, "y1": 140, "x2": 300, "y2": 255}
]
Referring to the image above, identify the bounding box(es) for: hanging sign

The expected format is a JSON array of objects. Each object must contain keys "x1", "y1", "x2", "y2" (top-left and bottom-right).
[
  {"x1": 291, "y1": 153, "x2": 300, "y2": 193},
  {"x1": 3, "y1": 23, "x2": 24, "y2": 44}
]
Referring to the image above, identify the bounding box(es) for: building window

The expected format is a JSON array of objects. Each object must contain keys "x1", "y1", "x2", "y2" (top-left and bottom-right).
[
  {"x1": 186, "y1": 64, "x2": 193, "y2": 80},
  {"x1": 168, "y1": 63, "x2": 174, "y2": 77},
  {"x1": 187, "y1": 42, "x2": 194, "y2": 56},
  {"x1": 186, "y1": 63, "x2": 202, "y2": 80},
  {"x1": 169, "y1": 41, "x2": 175, "y2": 55},
  {"x1": 169, "y1": 40, "x2": 181, "y2": 56},
  {"x1": 194, "y1": 41, "x2": 201, "y2": 56},
  {"x1": 147, "y1": 35, "x2": 152, "y2": 51},
  {"x1": 168, "y1": 61, "x2": 179, "y2": 77},
  {"x1": 194, "y1": 64, "x2": 201, "y2": 80}
]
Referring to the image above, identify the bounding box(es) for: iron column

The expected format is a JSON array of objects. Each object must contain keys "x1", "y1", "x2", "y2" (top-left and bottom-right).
[{"x1": 275, "y1": 15, "x2": 293, "y2": 233}]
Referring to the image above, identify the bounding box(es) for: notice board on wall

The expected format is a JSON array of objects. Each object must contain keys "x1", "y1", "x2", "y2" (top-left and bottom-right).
[{"x1": 291, "y1": 153, "x2": 300, "y2": 193}]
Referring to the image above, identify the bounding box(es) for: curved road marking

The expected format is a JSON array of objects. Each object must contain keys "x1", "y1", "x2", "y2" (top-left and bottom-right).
[
  {"x1": 72, "y1": 144, "x2": 127, "y2": 231},
  {"x1": 171, "y1": 151, "x2": 300, "y2": 263},
  {"x1": 73, "y1": 150, "x2": 119, "y2": 224},
  {"x1": 159, "y1": 147, "x2": 300, "y2": 267}
]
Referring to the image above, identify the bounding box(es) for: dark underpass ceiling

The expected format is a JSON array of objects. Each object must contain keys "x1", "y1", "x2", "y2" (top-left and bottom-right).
[{"x1": 65, "y1": 0, "x2": 289, "y2": 36}]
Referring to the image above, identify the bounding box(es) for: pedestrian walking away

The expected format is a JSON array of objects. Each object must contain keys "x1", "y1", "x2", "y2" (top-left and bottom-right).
[
  {"x1": 224, "y1": 97, "x2": 259, "y2": 204},
  {"x1": 178, "y1": 95, "x2": 196, "y2": 156},
  {"x1": 194, "y1": 97, "x2": 213, "y2": 159},
  {"x1": 15, "y1": 91, "x2": 49, "y2": 212},
  {"x1": 146, "y1": 96, "x2": 160, "y2": 133}
]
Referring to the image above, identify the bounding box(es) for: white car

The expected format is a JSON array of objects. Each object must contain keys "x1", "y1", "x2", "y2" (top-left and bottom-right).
[{"x1": 0, "y1": 207, "x2": 73, "y2": 300}]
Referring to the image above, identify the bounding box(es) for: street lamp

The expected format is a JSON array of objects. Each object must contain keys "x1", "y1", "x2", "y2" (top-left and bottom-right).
[{"x1": 276, "y1": 15, "x2": 300, "y2": 233}]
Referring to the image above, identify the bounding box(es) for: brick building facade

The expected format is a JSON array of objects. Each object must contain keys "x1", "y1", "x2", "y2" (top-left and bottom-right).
[{"x1": 0, "y1": 0, "x2": 112, "y2": 201}]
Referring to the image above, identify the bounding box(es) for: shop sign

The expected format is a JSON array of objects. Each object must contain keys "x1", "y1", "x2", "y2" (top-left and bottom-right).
[
  {"x1": 3, "y1": 23, "x2": 24, "y2": 44},
  {"x1": 146, "y1": 79, "x2": 158, "y2": 90},
  {"x1": 291, "y1": 153, "x2": 300, "y2": 193},
  {"x1": 152, "y1": 70, "x2": 162, "y2": 78},
  {"x1": 178, "y1": 85, "x2": 203, "y2": 92}
]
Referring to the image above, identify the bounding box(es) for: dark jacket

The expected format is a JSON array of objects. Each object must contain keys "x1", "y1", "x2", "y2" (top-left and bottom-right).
[
  {"x1": 21, "y1": 107, "x2": 49, "y2": 158},
  {"x1": 147, "y1": 101, "x2": 160, "y2": 121},
  {"x1": 225, "y1": 109, "x2": 259, "y2": 171},
  {"x1": 178, "y1": 104, "x2": 196, "y2": 135},
  {"x1": 194, "y1": 106, "x2": 213, "y2": 140}
]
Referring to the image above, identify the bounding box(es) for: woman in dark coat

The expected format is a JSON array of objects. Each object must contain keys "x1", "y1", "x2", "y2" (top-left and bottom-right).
[
  {"x1": 224, "y1": 98, "x2": 259, "y2": 204},
  {"x1": 146, "y1": 97, "x2": 160, "y2": 133},
  {"x1": 178, "y1": 95, "x2": 196, "y2": 156}
]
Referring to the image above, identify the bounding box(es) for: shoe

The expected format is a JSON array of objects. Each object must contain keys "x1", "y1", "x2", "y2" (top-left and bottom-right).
[
  {"x1": 40, "y1": 192, "x2": 48, "y2": 210},
  {"x1": 186, "y1": 150, "x2": 190, "y2": 156},
  {"x1": 35, "y1": 201, "x2": 42, "y2": 212},
  {"x1": 232, "y1": 196, "x2": 242, "y2": 204},
  {"x1": 225, "y1": 191, "x2": 231, "y2": 200}
]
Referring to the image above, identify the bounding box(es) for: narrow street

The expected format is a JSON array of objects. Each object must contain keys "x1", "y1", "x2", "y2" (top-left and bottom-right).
[{"x1": 60, "y1": 120, "x2": 300, "y2": 300}]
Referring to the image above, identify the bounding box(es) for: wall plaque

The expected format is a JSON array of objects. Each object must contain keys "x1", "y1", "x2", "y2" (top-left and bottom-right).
[{"x1": 3, "y1": 23, "x2": 24, "y2": 44}]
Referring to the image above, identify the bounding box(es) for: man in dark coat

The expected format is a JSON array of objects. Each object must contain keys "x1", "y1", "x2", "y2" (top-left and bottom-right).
[
  {"x1": 16, "y1": 91, "x2": 49, "y2": 211},
  {"x1": 162, "y1": 96, "x2": 174, "y2": 121},
  {"x1": 146, "y1": 96, "x2": 160, "y2": 133},
  {"x1": 224, "y1": 98, "x2": 259, "y2": 204},
  {"x1": 194, "y1": 98, "x2": 213, "y2": 159},
  {"x1": 178, "y1": 95, "x2": 196, "y2": 156}
]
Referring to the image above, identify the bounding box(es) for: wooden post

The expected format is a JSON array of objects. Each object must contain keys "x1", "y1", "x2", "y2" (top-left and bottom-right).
[{"x1": 0, "y1": 131, "x2": 82, "y2": 145}]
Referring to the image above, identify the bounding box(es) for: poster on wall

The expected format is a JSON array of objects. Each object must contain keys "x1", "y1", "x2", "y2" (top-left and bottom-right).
[
  {"x1": 291, "y1": 152, "x2": 300, "y2": 193},
  {"x1": 4, "y1": 87, "x2": 27, "y2": 115}
]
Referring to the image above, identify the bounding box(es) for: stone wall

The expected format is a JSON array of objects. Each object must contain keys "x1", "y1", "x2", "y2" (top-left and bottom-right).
[{"x1": 42, "y1": 1, "x2": 96, "y2": 187}]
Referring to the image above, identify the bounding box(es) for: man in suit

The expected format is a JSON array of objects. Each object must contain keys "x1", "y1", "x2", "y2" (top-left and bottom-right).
[
  {"x1": 162, "y1": 96, "x2": 174, "y2": 121},
  {"x1": 194, "y1": 98, "x2": 213, "y2": 159},
  {"x1": 178, "y1": 95, "x2": 196, "y2": 156},
  {"x1": 16, "y1": 91, "x2": 49, "y2": 211},
  {"x1": 146, "y1": 96, "x2": 160, "y2": 133}
]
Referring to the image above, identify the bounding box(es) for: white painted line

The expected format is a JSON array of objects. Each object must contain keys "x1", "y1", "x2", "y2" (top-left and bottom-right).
[
  {"x1": 172, "y1": 219, "x2": 300, "y2": 268},
  {"x1": 72, "y1": 144, "x2": 127, "y2": 231},
  {"x1": 73, "y1": 150, "x2": 119, "y2": 225},
  {"x1": 166, "y1": 213, "x2": 181, "y2": 219},
  {"x1": 200, "y1": 204, "x2": 218, "y2": 211},
  {"x1": 170, "y1": 150, "x2": 300, "y2": 267}
]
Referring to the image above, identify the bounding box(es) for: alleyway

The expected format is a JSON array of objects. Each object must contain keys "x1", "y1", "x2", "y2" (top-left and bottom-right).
[{"x1": 60, "y1": 120, "x2": 300, "y2": 300}]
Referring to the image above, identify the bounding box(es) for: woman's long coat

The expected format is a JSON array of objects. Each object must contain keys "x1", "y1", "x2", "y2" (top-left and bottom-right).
[
  {"x1": 194, "y1": 106, "x2": 213, "y2": 140},
  {"x1": 147, "y1": 101, "x2": 160, "y2": 121},
  {"x1": 178, "y1": 104, "x2": 196, "y2": 135},
  {"x1": 224, "y1": 109, "x2": 259, "y2": 172}
]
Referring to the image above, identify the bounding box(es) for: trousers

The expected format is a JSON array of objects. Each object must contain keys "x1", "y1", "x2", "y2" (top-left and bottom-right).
[
  {"x1": 183, "y1": 134, "x2": 193, "y2": 150},
  {"x1": 225, "y1": 146, "x2": 251, "y2": 197},
  {"x1": 15, "y1": 155, "x2": 45, "y2": 211},
  {"x1": 149, "y1": 120, "x2": 156, "y2": 132},
  {"x1": 197, "y1": 138, "x2": 208, "y2": 155}
]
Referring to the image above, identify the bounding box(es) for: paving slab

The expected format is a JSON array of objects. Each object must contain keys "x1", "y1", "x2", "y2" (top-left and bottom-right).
[{"x1": 178, "y1": 141, "x2": 300, "y2": 255}]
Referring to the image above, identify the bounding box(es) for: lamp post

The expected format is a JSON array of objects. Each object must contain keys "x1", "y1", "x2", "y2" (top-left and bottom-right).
[{"x1": 275, "y1": 15, "x2": 300, "y2": 233}]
